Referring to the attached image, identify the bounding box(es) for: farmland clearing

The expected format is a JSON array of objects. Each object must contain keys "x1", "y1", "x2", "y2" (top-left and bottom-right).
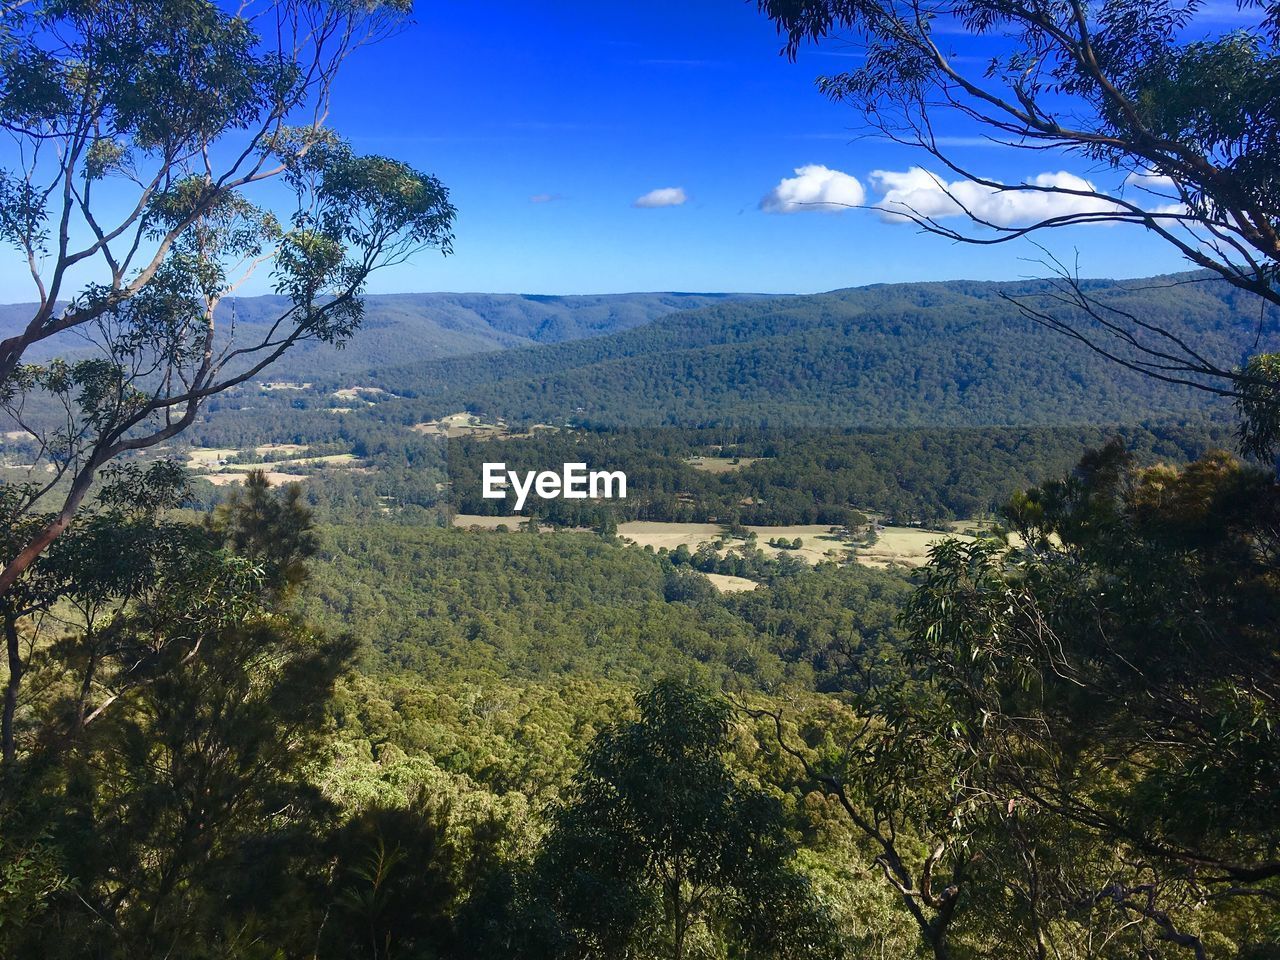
[
  {"x1": 451, "y1": 515, "x2": 977, "y2": 571},
  {"x1": 702, "y1": 572, "x2": 760, "y2": 593},
  {"x1": 684, "y1": 456, "x2": 764, "y2": 474}
]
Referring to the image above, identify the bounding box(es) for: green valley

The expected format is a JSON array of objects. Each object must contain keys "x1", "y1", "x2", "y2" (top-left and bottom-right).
[{"x1": 2, "y1": 1, "x2": 1278, "y2": 958}]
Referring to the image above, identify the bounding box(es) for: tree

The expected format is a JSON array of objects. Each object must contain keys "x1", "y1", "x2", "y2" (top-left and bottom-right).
[
  {"x1": 0, "y1": 459, "x2": 194, "y2": 761},
  {"x1": 914, "y1": 446, "x2": 1280, "y2": 955},
  {"x1": 757, "y1": 0, "x2": 1280, "y2": 456},
  {"x1": 761, "y1": 444, "x2": 1279, "y2": 958},
  {"x1": 0, "y1": 475, "x2": 355, "y2": 957},
  {"x1": 210, "y1": 469, "x2": 318, "y2": 598},
  {"x1": 323, "y1": 793, "x2": 463, "y2": 960},
  {"x1": 534, "y1": 679, "x2": 840, "y2": 960},
  {"x1": 750, "y1": 684, "x2": 978, "y2": 959},
  {"x1": 0, "y1": 0, "x2": 456, "y2": 598}
]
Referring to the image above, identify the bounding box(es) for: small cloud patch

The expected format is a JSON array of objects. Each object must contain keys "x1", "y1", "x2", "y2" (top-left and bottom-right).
[{"x1": 633, "y1": 187, "x2": 688, "y2": 208}]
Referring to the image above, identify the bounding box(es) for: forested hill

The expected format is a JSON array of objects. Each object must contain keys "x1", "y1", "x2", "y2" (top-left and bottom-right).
[
  {"x1": 370, "y1": 273, "x2": 1272, "y2": 428},
  {"x1": 0, "y1": 291, "x2": 768, "y2": 378}
]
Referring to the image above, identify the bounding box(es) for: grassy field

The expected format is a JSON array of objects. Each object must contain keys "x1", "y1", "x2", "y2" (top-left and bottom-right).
[
  {"x1": 413, "y1": 412, "x2": 558, "y2": 441},
  {"x1": 637, "y1": 521, "x2": 968, "y2": 568},
  {"x1": 186, "y1": 445, "x2": 363, "y2": 487},
  {"x1": 331, "y1": 385, "x2": 391, "y2": 402},
  {"x1": 186, "y1": 447, "x2": 239, "y2": 468},
  {"x1": 413, "y1": 412, "x2": 508, "y2": 439},
  {"x1": 856, "y1": 526, "x2": 976, "y2": 567},
  {"x1": 203, "y1": 471, "x2": 308, "y2": 486},
  {"x1": 684, "y1": 456, "x2": 764, "y2": 474},
  {"x1": 452, "y1": 516, "x2": 976, "y2": 571},
  {"x1": 701, "y1": 572, "x2": 760, "y2": 593},
  {"x1": 746, "y1": 525, "x2": 853, "y2": 564},
  {"x1": 616, "y1": 521, "x2": 727, "y2": 552},
  {"x1": 254, "y1": 443, "x2": 310, "y2": 457},
  {"x1": 452, "y1": 514, "x2": 569, "y2": 532}
]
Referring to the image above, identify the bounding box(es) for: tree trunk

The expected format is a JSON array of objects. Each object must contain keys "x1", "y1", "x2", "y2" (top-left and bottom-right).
[
  {"x1": 3, "y1": 611, "x2": 22, "y2": 763},
  {"x1": 927, "y1": 910, "x2": 955, "y2": 960},
  {"x1": 73, "y1": 642, "x2": 98, "y2": 733}
]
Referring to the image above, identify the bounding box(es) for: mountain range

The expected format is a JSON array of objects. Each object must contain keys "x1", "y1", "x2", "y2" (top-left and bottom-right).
[
  {"x1": 362, "y1": 272, "x2": 1271, "y2": 428},
  {"x1": 0, "y1": 291, "x2": 768, "y2": 379},
  {"x1": 3, "y1": 273, "x2": 1274, "y2": 430}
]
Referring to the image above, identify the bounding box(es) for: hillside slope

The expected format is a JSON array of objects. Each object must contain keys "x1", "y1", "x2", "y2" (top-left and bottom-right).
[
  {"x1": 0, "y1": 291, "x2": 768, "y2": 379},
  {"x1": 372, "y1": 274, "x2": 1272, "y2": 427}
]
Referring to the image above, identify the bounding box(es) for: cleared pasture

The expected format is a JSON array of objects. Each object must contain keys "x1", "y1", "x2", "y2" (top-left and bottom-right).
[
  {"x1": 857, "y1": 526, "x2": 976, "y2": 567},
  {"x1": 254, "y1": 443, "x2": 309, "y2": 457},
  {"x1": 331, "y1": 385, "x2": 390, "y2": 403},
  {"x1": 702, "y1": 572, "x2": 760, "y2": 593},
  {"x1": 746, "y1": 525, "x2": 854, "y2": 564},
  {"x1": 450, "y1": 515, "x2": 975, "y2": 571},
  {"x1": 202, "y1": 471, "x2": 308, "y2": 486},
  {"x1": 185, "y1": 447, "x2": 238, "y2": 468},
  {"x1": 413, "y1": 413, "x2": 560, "y2": 440},
  {"x1": 616, "y1": 521, "x2": 726, "y2": 552},
  {"x1": 413, "y1": 412, "x2": 505, "y2": 438},
  {"x1": 684, "y1": 456, "x2": 763, "y2": 474},
  {"x1": 201, "y1": 453, "x2": 360, "y2": 473},
  {"x1": 452, "y1": 513, "x2": 561, "y2": 532}
]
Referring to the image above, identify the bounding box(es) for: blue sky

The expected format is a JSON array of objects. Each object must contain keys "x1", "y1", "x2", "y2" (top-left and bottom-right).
[
  {"x1": 0, "y1": 0, "x2": 1212, "y2": 300},
  {"x1": 329, "y1": 0, "x2": 1194, "y2": 295}
]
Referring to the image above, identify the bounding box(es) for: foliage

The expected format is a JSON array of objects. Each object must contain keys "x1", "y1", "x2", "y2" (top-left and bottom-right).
[
  {"x1": 766, "y1": 444, "x2": 1280, "y2": 958},
  {"x1": 2, "y1": 438, "x2": 1275, "y2": 957},
  {"x1": 0, "y1": 478, "x2": 355, "y2": 957},
  {"x1": 0, "y1": 0, "x2": 455, "y2": 602},
  {"x1": 303, "y1": 522, "x2": 805, "y2": 686},
  {"x1": 322, "y1": 793, "x2": 466, "y2": 960},
  {"x1": 529, "y1": 679, "x2": 842, "y2": 960},
  {"x1": 447, "y1": 421, "x2": 1229, "y2": 525},
  {"x1": 211, "y1": 469, "x2": 318, "y2": 596},
  {"x1": 367, "y1": 274, "x2": 1265, "y2": 430},
  {"x1": 758, "y1": 0, "x2": 1280, "y2": 454}
]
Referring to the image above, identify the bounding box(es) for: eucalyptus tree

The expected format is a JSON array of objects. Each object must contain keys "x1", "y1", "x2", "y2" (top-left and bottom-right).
[
  {"x1": 0, "y1": 461, "x2": 194, "y2": 762},
  {"x1": 0, "y1": 0, "x2": 456, "y2": 600},
  {"x1": 536, "y1": 679, "x2": 841, "y2": 960},
  {"x1": 0, "y1": 471, "x2": 353, "y2": 957},
  {"x1": 758, "y1": 0, "x2": 1280, "y2": 456},
  {"x1": 757, "y1": 446, "x2": 1280, "y2": 958},
  {"x1": 910, "y1": 446, "x2": 1280, "y2": 957}
]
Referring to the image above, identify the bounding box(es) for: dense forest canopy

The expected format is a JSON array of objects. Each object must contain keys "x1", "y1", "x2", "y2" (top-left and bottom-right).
[
  {"x1": 1, "y1": 0, "x2": 1278, "y2": 957},
  {"x1": 365, "y1": 273, "x2": 1271, "y2": 428},
  {"x1": 444, "y1": 421, "x2": 1232, "y2": 524}
]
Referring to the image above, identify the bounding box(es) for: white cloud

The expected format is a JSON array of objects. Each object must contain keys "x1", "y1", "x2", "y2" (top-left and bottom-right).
[
  {"x1": 633, "y1": 187, "x2": 688, "y2": 208},
  {"x1": 1121, "y1": 171, "x2": 1187, "y2": 214},
  {"x1": 760, "y1": 164, "x2": 866, "y2": 213},
  {"x1": 868, "y1": 167, "x2": 1128, "y2": 226},
  {"x1": 1123, "y1": 170, "x2": 1176, "y2": 191},
  {"x1": 529, "y1": 193, "x2": 561, "y2": 203}
]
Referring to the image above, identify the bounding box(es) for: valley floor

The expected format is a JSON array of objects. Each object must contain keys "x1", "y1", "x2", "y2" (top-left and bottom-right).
[{"x1": 451, "y1": 514, "x2": 974, "y2": 580}]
